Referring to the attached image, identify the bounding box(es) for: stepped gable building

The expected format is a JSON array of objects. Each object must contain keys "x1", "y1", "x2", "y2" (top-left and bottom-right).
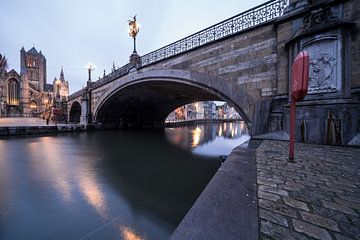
[{"x1": 0, "y1": 47, "x2": 69, "y2": 117}]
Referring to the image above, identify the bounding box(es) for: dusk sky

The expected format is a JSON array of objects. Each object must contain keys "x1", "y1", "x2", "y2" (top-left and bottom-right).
[{"x1": 1, "y1": 0, "x2": 267, "y2": 93}]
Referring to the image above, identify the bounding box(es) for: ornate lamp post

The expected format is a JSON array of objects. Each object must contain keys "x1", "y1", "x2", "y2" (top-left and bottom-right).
[
  {"x1": 128, "y1": 15, "x2": 140, "y2": 53},
  {"x1": 84, "y1": 63, "x2": 96, "y2": 125},
  {"x1": 86, "y1": 63, "x2": 96, "y2": 82},
  {"x1": 128, "y1": 16, "x2": 141, "y2": 65}
]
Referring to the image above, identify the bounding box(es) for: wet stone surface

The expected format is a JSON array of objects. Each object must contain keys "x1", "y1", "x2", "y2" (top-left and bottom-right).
[{"x1": 256, "y1": 140, "x2": 360, "y2": 240}]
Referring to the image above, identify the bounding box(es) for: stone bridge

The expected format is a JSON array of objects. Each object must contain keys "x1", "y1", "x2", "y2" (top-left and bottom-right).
[{"x1": 68, "y1": 0, "x2": 360, "y2": 145}]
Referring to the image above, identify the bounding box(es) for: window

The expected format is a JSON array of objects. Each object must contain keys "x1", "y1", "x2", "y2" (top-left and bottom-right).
[
  {"x1": 8, "y1": 79, "x2": 20, "y2": 105},
  {"x1": 29, "y1": 101, "x2": 37, "y2": 110}
]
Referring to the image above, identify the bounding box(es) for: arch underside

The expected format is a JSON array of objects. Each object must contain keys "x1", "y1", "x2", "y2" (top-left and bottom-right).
[
  {"x1": 69, "y1": 101, "x2": 81, "y2": 123},
  {"x1": 96, "y1": 80, "x2": 248, "y2": 129}
]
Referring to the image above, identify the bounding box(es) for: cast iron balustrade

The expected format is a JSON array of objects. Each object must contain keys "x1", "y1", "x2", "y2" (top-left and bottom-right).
[{"x1": 140, "y1": 0, "x2": 289, "y2": 67}]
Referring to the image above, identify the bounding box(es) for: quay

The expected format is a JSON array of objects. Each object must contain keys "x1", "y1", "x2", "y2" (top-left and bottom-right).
[
  {"x1": 0, "y1": 118, "x2": 85, "y2": 137},
  {"x1": 172, "y1": 140, "x2": 360, "y2": 240}
]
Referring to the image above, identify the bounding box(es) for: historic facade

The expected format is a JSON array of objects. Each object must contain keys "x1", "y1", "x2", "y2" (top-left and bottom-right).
[{"x1": 0, "y1": 47, "x2": 69, "y2": 117}]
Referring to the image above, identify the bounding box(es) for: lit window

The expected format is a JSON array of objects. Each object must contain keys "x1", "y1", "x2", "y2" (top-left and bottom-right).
[
  {"x1": 29, "y1": 101, "x2": 37, "y2": 109},
  {"x1": 8, "y1": 78, "x2": 20, "y2": 105}
]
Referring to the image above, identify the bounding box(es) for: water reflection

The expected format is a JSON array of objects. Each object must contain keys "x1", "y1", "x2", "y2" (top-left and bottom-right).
[
  {"x1": 166, "y1": 121, "x2": 250, "y2": 156},
  {"x1": 191, "y1": 127, "x2": 202, "y2": 147},
  {"x1": 120, "y1": 226, "x2": 145, "y2": 240},
  {"x1": 27, "y1": 137, "x2": 74, "y2": 203},
  {"x1": 78, "y1": 171, "x2": 108, "y2": 219},
  {"x1": 0, "y1": 121, "x2": 248, "y2": 240}
]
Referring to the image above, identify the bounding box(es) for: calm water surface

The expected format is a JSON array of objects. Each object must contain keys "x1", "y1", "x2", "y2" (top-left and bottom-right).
[{"x1": 0, "y1": 121, "x2": 249, "y2": 240}]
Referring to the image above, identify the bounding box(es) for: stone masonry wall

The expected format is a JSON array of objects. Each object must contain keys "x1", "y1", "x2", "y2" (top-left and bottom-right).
[
  {"x1": 344, "y1": 0, "x2": 360, "y2": 88},
  {"x1": 140, "y1": 24, "x2": 278, "y2": 102},
  {"x1": 275, "y1": 21, "x2": 292, "y2": 95}
]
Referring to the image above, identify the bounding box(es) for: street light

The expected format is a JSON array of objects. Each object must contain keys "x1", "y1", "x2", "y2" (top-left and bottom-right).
[
  {"x1": 86, "y1": 63, "x2": 96, "y2": 82},
  {"x1": 128, "y1": 15, "x2": 140, "y2": 53}
]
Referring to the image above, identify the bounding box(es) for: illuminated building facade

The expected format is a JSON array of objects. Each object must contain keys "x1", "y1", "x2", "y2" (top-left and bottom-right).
[{"x1": 0, "y1": 47, "x2": 69, "y2": 117}]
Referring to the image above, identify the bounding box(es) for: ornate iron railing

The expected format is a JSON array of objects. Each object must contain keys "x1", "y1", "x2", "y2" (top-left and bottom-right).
[
  {"x1": 91, "y1": 63, "x2": 131, "y2": 89},
  {"x1": 140, "y1": 0, "x2": 289, "y2": 67}
]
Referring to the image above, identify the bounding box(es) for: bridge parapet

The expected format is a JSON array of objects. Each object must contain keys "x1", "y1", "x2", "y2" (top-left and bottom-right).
[
  {"x1": 140, "y1": 0, "x2": 289, "y2": 67},
  {"x1": 68, "y1": 89, "x2": 85, "y2": 101},
  {"x1": 91, "y1": 63, "x2": 132, "y2": 89},
  {"x1": 84, "y1": 0, "x2": 289, "y2": 94}
]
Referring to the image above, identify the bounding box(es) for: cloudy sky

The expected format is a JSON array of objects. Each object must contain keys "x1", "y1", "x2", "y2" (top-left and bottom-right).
[{"x1": 1, "y1": 0, "x2": 267, "y2": 93}]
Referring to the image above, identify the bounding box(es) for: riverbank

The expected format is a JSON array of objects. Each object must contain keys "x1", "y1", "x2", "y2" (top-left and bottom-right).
[
  {"x1": 171, "y1": 140, "x2": 360, "y2": 240},
  {"x1": 0, "y1": 125, "x2": 86, "y2": 137},
  {"x1": 171, "y1": 140, "x2": 261, "y2": 240},
  {"x1": 0, "y1": 117, "x2": 87, "y2": 137}
]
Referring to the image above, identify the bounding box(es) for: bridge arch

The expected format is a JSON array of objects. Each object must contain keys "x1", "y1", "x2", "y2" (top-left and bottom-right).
[
  {"x1": 94, "y1": 69, "x2": 256, "y2": 130},
  {"x1": 69, "y1": 101, "x2": 81, "y2": 123}
]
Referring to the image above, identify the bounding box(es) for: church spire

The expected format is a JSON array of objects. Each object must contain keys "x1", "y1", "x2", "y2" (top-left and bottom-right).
[{"x1": 60, "y1": 66, "x2": 65, "y2": 80}]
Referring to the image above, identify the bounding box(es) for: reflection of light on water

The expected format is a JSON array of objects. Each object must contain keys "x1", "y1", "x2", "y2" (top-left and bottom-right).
[
  {"x1": 218, "y1": 125, "x2": 223, "y2": 136},
  {"x1": 27, "y1": 138, "x2": 73, "y2": 202},
  {"x1": 191, "y1": 127, "x2": 202, "y2": 147},
  {"x1": 79, "y1": 172, "x2": 108, "y2": 219},
  {"x1": 166, "y1": 121, "x2": 250, "y2": 157},
  {"x1": 192, "y1": 135, "x2": 250, "y2": 157},
  {"x1": 239, "y1": 121, "x2": 245, "y2": 132},
  {"x1": 120, "y1": 227, "x2": 145, "y2": 240},
  {"x1": 230, "y1": 122, "x2": 235, "y2": 138},
  {"x1": 27, "y1": 137, "x2": 109, "y2": 219}
]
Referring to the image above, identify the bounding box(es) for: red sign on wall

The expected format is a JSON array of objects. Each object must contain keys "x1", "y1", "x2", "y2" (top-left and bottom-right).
[
  {"x1": 291, "y1": 51, "x2": 309, "y2": 101},
  {"x1": 289, "y1": 51, "x2": 310, "y2": 161}
]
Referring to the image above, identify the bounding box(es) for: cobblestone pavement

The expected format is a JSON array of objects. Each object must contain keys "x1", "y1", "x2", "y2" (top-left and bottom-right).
[{"x1": 256, "y1": 140, "x2": 360, "y2": 240}]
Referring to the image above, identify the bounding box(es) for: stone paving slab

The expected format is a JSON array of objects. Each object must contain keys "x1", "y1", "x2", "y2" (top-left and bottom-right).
[{"x1": 257, "y1": 140, "x2": 360, "y2": 240}]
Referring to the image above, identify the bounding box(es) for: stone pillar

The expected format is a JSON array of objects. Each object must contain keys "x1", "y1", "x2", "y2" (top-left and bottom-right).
[
  {"x1": 80, "y1": 92, "x2": 88, "y2": 125},
  {"x1": 129, "y1": 52, "x2": 141, "y2": 67}
]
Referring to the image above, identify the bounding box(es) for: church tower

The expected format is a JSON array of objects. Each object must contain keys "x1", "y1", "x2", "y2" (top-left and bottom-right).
[
  {"x1": 53, "y1": 67, "x2": 69, "y2": 101},
  {"x1": 20, "y1": 46, "x2": 46, "y2": 92}
]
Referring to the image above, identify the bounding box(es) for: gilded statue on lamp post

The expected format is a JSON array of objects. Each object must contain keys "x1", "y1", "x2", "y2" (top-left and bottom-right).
[
  {"x1": 128, "y1": 15, "x2": 140, "y2": 53},
  {"x1": 128, "y1": 15, "x2": 141, "y2": 66}
]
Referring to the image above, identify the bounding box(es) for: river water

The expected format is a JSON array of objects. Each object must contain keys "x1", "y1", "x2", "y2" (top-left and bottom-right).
[{"x1": 0, "y1": 121, "x2": 249, "y2": 240}]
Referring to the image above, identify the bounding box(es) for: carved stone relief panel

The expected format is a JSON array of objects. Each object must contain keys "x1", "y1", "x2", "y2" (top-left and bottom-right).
[{"x1": 301, "y1": 31, "x2": 342, "y2": 94}]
